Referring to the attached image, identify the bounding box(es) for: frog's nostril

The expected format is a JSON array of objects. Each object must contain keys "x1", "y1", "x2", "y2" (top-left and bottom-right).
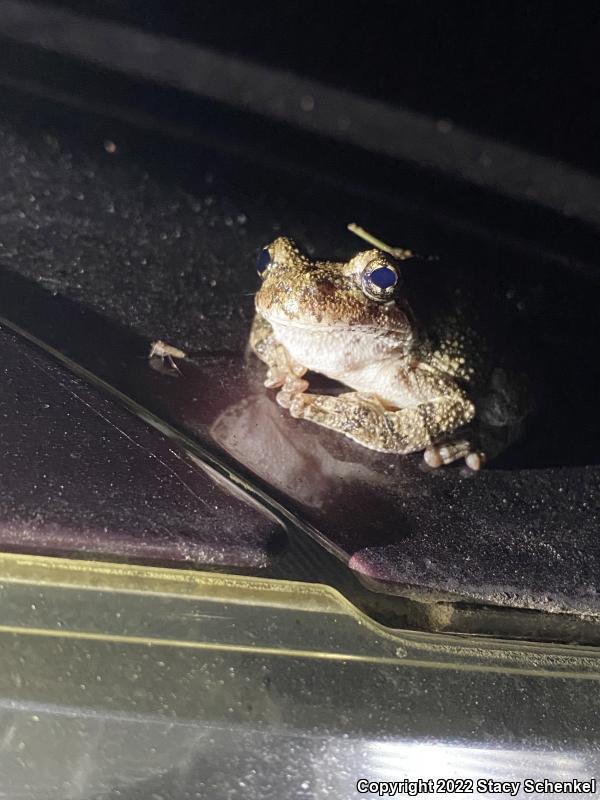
[
  {"x1": 314, "y1": 278, "x2": 336, "y2": 296},
  {"x1": 256, "y1": 248, "x2": 272, "y2": 276}
]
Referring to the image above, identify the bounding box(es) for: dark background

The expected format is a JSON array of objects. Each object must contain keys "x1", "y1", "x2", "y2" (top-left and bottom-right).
[{"x1": 48, "y1": 1, "x2": 600, "y2": 172}]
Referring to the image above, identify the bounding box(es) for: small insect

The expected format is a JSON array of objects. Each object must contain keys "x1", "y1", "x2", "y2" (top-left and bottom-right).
[{"x1": 149, "y1": 340, "x2": 187, "y2": 374}]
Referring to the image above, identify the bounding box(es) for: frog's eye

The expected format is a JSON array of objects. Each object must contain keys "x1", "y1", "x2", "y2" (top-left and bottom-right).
[
  {"x1": 256, "y1": 247, "x2": 272, "y2": 277},
  {"x1": 360, "y1": 261, "x2": 399, "y2": 301}
]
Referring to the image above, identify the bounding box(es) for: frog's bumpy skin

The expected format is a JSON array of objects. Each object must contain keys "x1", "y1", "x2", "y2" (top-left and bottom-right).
[
  {"x1": 288, "y1": 390, "x2": 474, "y2": 455},
  {"x1": 250, "y1": 236, "x2": 526, "y2": 468}
]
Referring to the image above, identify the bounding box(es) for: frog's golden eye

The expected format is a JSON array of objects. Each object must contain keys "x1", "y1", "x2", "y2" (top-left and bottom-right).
[
  {"x1": 256, "y1": 247, "x2": 272, "y2": 277},
  {"x1": 360, "y1": 260, "x2": 398, "y2": 301}
]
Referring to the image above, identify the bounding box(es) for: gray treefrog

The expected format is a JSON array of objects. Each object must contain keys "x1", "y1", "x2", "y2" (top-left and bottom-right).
[{"x1": 250, "y1": 228, "x2": 530, "y2": 469}]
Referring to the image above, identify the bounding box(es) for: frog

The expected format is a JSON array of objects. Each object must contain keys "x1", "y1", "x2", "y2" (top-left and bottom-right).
[{"x1": 250, "y1": 225, "x2": 531, "y2": 469}]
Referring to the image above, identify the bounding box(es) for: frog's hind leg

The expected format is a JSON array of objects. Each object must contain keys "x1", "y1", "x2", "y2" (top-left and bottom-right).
[
  {"x1": 289, "y1": 390, "x2": 474, "y2": 456},
  {"x1": 424, "y1": 368, "x2": 533, "y2": 469},
  {"x1": 424, "y1": 416, "x2": 526, "y2": 471},
  {"x1": 249, "y1": 313, "x2": 308, "y2": 392}
]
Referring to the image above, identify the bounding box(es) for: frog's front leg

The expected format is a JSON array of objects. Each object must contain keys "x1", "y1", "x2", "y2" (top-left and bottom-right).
[
  {"x1": 250, "y1": 313, "x2": 309, "y2": 399},
  {"x1": 288, "y1": 388, "x2": 474, "y2": 457}
]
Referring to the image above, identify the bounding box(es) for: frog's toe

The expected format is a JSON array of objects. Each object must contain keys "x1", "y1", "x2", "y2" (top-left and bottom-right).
[
  {"x1": 264, "y1": 368, "x2": 286, "y2": 389},
  {"x1": 290, "y1": 362, "x2": 308, "y2": 378},
  {"x1": 465, "y1": 451, "x2": 486, "y2": 470},
  {"x1": 288, "y1": 391, "x2": 314, "y2": 417},
  {"x1": 424, "y1": 439, "x2": 486, "y2": 470},
  {"x1": 276, "y1": 376, "x2": 310, "y2": 409}
]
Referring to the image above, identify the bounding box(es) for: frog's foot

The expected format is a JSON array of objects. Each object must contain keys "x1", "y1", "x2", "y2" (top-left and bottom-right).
[
  {"x1": 424, "y1": 439, "x2": 486, "y2": 471},
  {"x1": 264, "y1": 363, "x2": 307, "y2": 390},
  {"x1": 289, "y1": 391, "x2": 473, "y2": 456},
  {"x1": 275, "y1": 374, "x2": 310, "y2": 408}
]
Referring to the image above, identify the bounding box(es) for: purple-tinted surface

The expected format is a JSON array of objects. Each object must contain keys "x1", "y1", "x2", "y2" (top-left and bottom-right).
[
  {"x1": 210, "y1": 377, "x2": 600, "y2": 615},
  {"x1": 0, "y1": 326, "x2": 284, "y2": 568},
  {"x1": 4, "y1": 280, "x2": 598, "y2": 615},
  {"x1": 0, "y1": 96, "x2": 600, "y2": 615}
]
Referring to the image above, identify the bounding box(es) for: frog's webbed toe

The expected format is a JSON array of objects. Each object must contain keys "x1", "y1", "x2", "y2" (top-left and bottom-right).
[
  {"x1": 424, "y1": 439, "x2": 486, "y2": 470},
  {"x1": 265, "y1": 366, "x2": 308, "y2": 390},
  {"x1": 275, "y1": 375, "x2": 310, "y2": 408}
]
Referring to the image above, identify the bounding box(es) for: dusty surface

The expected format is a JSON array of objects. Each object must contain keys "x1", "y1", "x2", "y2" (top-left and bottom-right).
[{"x1": 1, "y1": 93, "x2": 599, "y2": 617}]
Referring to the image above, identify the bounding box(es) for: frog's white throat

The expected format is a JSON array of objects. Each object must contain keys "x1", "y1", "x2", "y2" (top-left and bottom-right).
[{"x1": 270, "y1": 318, "x2": 410, "y2": 388}]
